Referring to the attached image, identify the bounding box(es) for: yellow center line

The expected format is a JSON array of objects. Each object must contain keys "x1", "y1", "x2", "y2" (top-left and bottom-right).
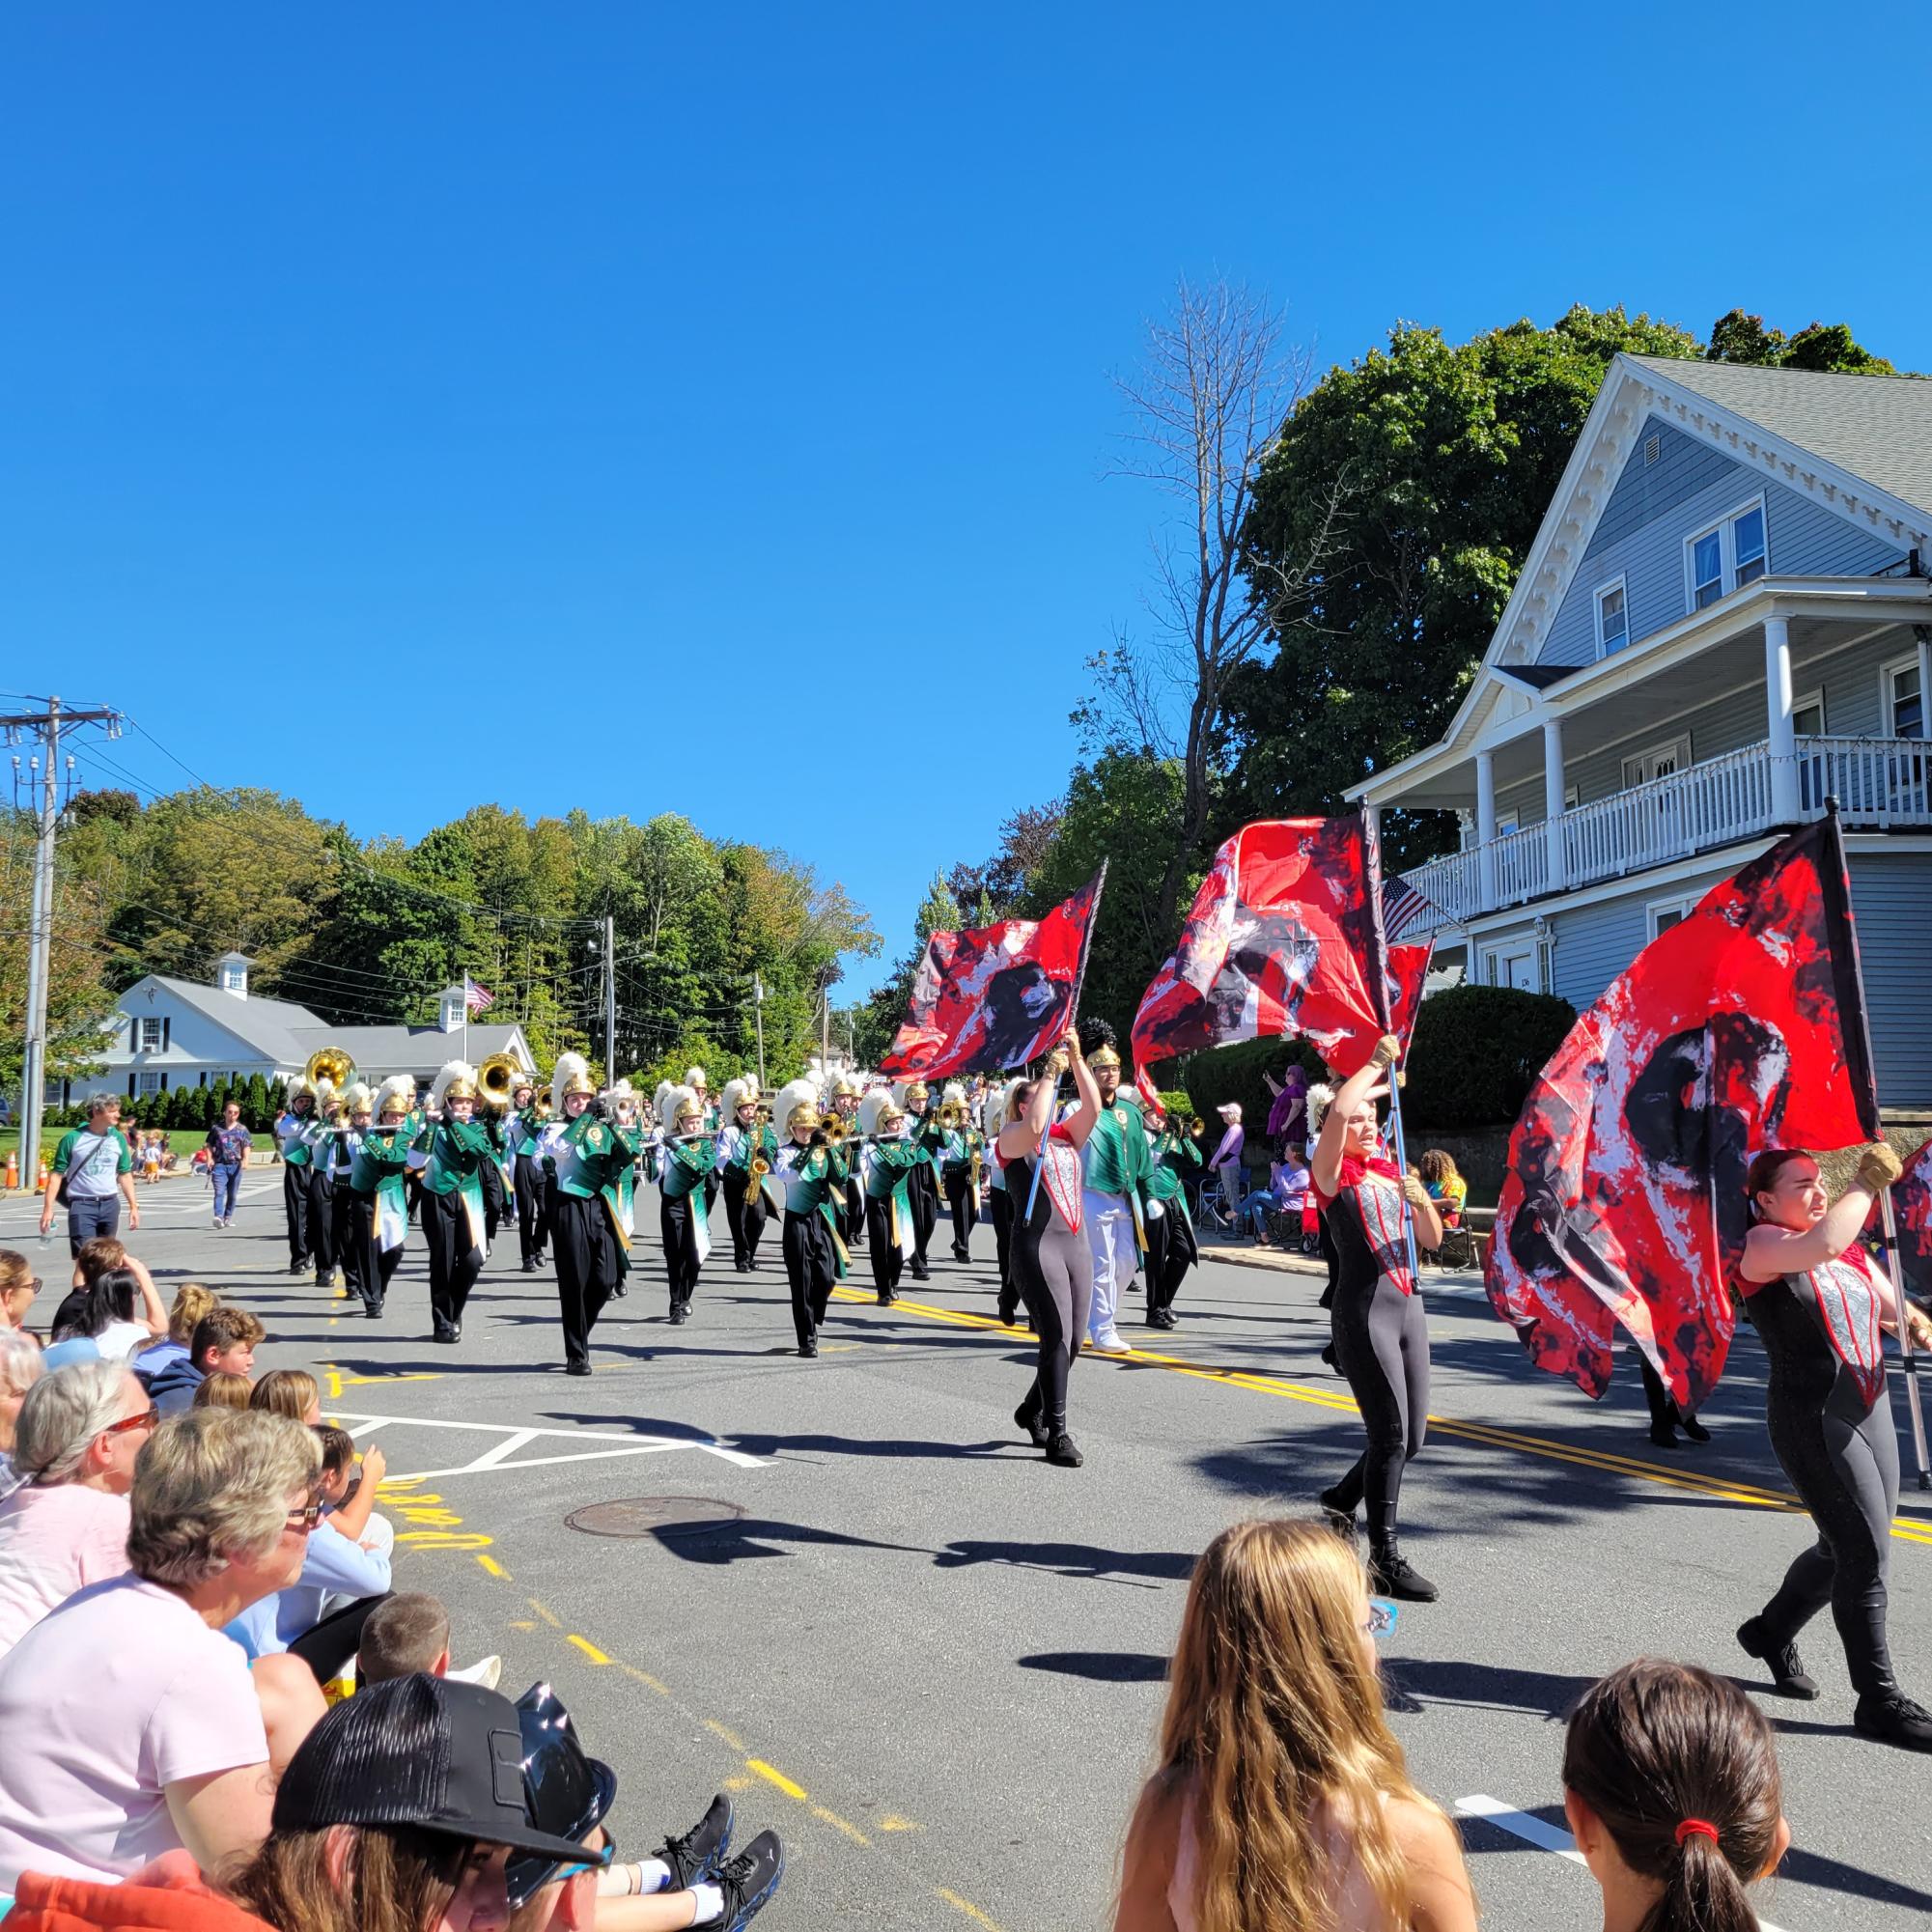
[
  {"x1": 936, "y1": 1888, "x2": 1007, "y2": 1930},
  {"x1": 527, "y1": 1598, "x2": 563, "y2": 1629},
  {"x1": 839, "y1": 1291, "x2": 1932, "y2": 1548},
  {"x1": 567, "y1": 1634, "x2": 610, "y2": 1666},
  {"x1": 745, "y1": 1758, "x2": 807, "y2": 1801}
]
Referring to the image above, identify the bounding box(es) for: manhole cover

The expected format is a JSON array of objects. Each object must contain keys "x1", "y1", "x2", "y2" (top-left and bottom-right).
[{"x1": 566, "y1": 1497, "x2": 747, "y2": 1540}]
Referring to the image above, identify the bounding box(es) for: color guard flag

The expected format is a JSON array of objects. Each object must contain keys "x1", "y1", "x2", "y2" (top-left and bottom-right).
[
  {"x1": 1130, "y1": 818, "x2": 1429, "y2": 1077},
  {"x1": 880, "y1": 867, "x2": 1106, "y2": 1078},
  {"x1": 1898, "y1": 1135, "x2": 1932, "y2": 1303},
  {"x1": 1485, "y1": 818, "x2": 1878, "y2": 1412}
]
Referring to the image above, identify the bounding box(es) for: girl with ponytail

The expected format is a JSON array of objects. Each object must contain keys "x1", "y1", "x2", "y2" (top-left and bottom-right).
[{"x1": 1563, "y1": 1660, "x2": 1790, "y2": 1932}]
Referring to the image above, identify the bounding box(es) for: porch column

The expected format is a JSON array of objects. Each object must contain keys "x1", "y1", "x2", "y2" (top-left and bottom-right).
[
  {"x1": 1475, "y1": 750, "x2": 1498, "y2": 910},
  {"x1": 1764, "y1": 615, "x2": 1801, "y2": 821},
  {"x1": 1542, "y1": 719, "x2": 1567, "y2": 890}
]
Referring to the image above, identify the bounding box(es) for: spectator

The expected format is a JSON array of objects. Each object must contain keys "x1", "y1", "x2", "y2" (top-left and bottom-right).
[
  {"x1": 250, "y1": 1369, "x2": 322, "y2": 1426},
  {"x1": 38, "y1": 1094, "x2": 140, "y2": 1256},
  {"x1": 1235, "y1": 1148, "x2": 1310, "y2": 1244},
  {"x1": 206, "y1": 1101, "x2": 252, "y2": 1230},
  {"x1": 1264, "y1": 1064, "x2": 1308, "y2": 1150},
  {"x1": 357, "y1": 1590, "x2": 455, "y2": 1686},
  {"x1": 0, "y1": 1332, "x2": 46, "y2": 1501},
  {"x1": 1115, "y1": 1518, "x2": 1475, "y2": 1932},
  {"x1": 1416, "y1": 1151, "x2": 1467, "y2": 1226},
  {"x1": 4, "y1": 1675, "x2": 601, "y2": 1932},
  {"x1": 0, "y1": 1360, "x2": 150, "y2": 1656},
  {"x1": 46, "y1": 1236, "x2": 130, "y2": 1335},
  {"x1": 1563, "y1": 1659, "x2": 1789, "y2": 1932},
  {"x1": 506, "y1": 1682, "x2": 783, "y2": 1932},
  {"x1": 0, "y1": 1251, "x2": 40, "y2": 1332},
  {"x1": 48, "y1": 1265, "x2": 168, "y2": 1363},
  {"x1": 140, "y1": 1131, "x2": 164, "y2": 1185},
  {"x1": 195, "y1": 1371, "x2": 257, "y2": 1411},
  {"x1": 131, "y1": 1281, "x2": 220, "y2": 1384},
  {"x1": 150, "y1": 1306, "x2": 266, "y2": 1414},
  {"x1": 0, "y1": 1408, "x2": 326, "y2": 1889},
  {"x1": 1205, "y1": 1105, "x2": 1245, "y2": 1218}
]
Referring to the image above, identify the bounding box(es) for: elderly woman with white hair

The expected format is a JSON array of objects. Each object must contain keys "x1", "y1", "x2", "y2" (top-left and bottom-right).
[
  {"x1": 0, "y1": 1330, "x2": 45, "y2": 1502},
  {"x1": 0, "y1": 1408, "x2": 328, "y2": 1890},
  {"x1": 0, "y1": 1360, "x2": 151, "y2": 1657}
]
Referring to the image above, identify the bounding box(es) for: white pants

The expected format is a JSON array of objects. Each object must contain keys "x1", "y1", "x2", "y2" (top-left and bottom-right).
[{"x1": 1084, "y1": 1191, "x2": 1137, "y2": 1341}]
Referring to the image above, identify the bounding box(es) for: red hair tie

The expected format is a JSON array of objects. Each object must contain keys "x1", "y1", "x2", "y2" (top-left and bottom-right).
[{"x1": 1675, "y1": 1819, "x2": 1720, "y2": 1847}]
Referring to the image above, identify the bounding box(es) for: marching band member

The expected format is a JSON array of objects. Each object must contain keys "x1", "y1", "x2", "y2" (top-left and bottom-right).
[
  {"x1": 328, "y1": 1083, "x2": 374, "y2": 1306},
  {"x1": 1074, "y1": 1019, "x2": 1152, "y2": 1355},
  {"x1": 996, "y1": 1027, "x2": 1102, "y2": 1468},
  {"x1": 772, "y1": 1076, "x2": 848, "y2": 1357},
  {"x1": 859, "y1": 1087, "x2": 924, "y2": 1305},
  {"x1": 717, "y1": 1077, "x2": 776, "y2": 1271},
  {"x1": 479, "y1": 1098, "x2": 512, "y2": 1249},
  {"x1": 896, "y1": 1079, "x2": 939, "y2": 1280},
  {"x1": 509, "y1": 1074, "x2": 550, "y2": 1274},
  {"x1": 687, "y1": 1066, "x2": 722, "y2": 1217},
  {"x1": 274, "y1": 1078, "x2": 321, "y2": 1276},
  {"x1": 656, "y1": 1081, "x2": 718, "y2": 1324},
  {"x1": 936, "y1": 1081, "x2": 984, "y2": 1265},
  {"x1": 306, "y1": 1080, "x2": 347, "y2": 1291},
  {"x1": 546, "y1": 1052, "x2": 641, "y2": 1375},
  {"x1": 347, "y1": 1076, "x2": 418, "y2": 1318},
  {"x1": 416, "y1": 1059, "x2": 493, "y2": 1344},
  {"x1": 1141, "y1": 1092, "x2": 1203, "y2": 1330},
  {"x1": 833, "y1": 1077, "x2": 867, "y2": 1248},
  {"x1": 983, "y1": 1080, "x2": 1022, "y2": 1325}
]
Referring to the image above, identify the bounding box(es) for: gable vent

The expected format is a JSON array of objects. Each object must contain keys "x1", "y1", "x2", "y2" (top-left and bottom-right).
[{"x1": 1644, "y1": 434, "x2": 1662, "y2": 465}]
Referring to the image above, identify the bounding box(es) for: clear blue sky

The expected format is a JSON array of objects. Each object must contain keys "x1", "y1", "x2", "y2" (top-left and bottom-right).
[{"x1": 4, "y1": 5, "x2": 1923, "y2": 998}]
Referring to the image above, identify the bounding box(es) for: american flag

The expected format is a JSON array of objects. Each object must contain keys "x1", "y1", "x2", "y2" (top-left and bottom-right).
[
  {"x1": 1379, "y1": 872, "x2": 1435, "y2": 943},
  {"x1": 463, "y1": 976, "x2": 494, "y2": 1016}
]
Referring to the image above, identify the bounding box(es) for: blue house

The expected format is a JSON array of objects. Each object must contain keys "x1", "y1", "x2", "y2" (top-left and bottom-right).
[{"x1": 1350, "y1": 354, "x2": 1932, "y2": 1105}]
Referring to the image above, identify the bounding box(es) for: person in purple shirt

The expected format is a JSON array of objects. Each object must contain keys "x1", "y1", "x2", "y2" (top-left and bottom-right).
[{"x1": 1265, "y1": 1063, "x2": 1308, "y2": 1147}]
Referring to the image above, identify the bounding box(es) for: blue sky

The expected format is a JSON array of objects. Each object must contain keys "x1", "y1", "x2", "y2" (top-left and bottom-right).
[{"x1": 4, "y1": 5, "x2": 1924, "y2": 998}]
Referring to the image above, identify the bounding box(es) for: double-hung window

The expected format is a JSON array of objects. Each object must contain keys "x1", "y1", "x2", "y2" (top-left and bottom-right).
[
  {"x1": 1595, "y1": 579, "x2": 1629, "y2": 657},
  {"x1": 138, "y1": 1017, "x2": 163, "y2": 1052},
  {"x1": 1687, "y1": 498, "x2": 1768, "y2": 609},
  {"x1": 1885, "y1": 657, "x2": 1924, "y2": 740}
]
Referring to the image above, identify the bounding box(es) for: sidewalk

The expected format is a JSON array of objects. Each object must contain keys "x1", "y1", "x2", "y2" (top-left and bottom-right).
[{"x1": 1197, "y1": 1232, "x2": 1490, "y2": 1302}]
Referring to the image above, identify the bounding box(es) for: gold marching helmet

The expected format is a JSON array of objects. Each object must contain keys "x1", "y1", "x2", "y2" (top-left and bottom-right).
[
  {"x1": 551, "y1": 1052, "x2": 596, "y2": 1115},
  {"x1": 774, "y1": 1076, "x2": 823, "y2": 1137},
  {"x1": 432, "y1": 1059, "x2": 478, "y2": 1108}
]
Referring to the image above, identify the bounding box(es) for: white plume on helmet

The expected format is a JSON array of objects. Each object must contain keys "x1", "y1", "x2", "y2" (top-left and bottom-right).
[
  {"x1": 940, "y1": 1079, "x2": 966, "y2": 1108},
  {"x1": 375, "y1": 1075, "x2": 416, "y2": 1120},
  {"x1": 774, "y1": 1075, "x2": 823, "y2": 1135},
  {"x1": 551, "y1": 1052, "x2": 593, "y2": 1115},
  {"x1": 340, "y1": 1080, "x2": 375, "y2": 1117},
  {"x1": 1306, "y1": 1082, "x2": 1338, "y2": 1135},
  {"x1": 431, "y1": 1060, "x2": 476, "y2": 1110},
  {"x1": 857, "y1": 1087, "x2": 901, "y2": 1136},
  {"x1": 685, "y1": 1066, "x2": 706, "y2": 1088},
  {"x1": 983, "y1": 1078, "x2": 1022, "y2": 1134},
  {"x1": 722, "y1": 1076, "x2": 759, "y2": 1119},
  {"x1": 605, "y1": 1078, "x2": 639, "y2": 1118},
  {"x1": 286, "y1": 1075, "x2": 316, "y2": 1105}
]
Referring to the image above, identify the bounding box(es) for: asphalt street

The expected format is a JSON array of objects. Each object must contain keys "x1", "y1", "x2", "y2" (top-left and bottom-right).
[{"x1": 9, "y1": 1171, "x2": 1930, "y2": 1932}]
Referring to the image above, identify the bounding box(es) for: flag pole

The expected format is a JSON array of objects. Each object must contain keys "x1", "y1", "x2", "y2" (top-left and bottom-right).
[
  {"x1": 1024, "y1": 861, "x2": 1108, "y2": 1225},
  {"x1": 1360, "y1": 807, "x2": 1422, "y2": 1285},
  {"x1": 1821, "y1": 798, "x2": 1930, "y2": 1489}
]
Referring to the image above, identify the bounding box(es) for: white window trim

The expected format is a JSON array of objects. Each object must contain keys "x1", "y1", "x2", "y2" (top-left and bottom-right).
[
  {"x1": 1683, "y1": 493, "x2": 1768, "y2": 612},
  {"x1": 1621, "y1": 733, "x2": 1694, "y2": 788},
  {"x1": 1482, "y1": 942, "x2": 1541, "y2": 992},
  {"x1": 1881, "y1": 651, "x2": 1923, "y2": 740},
  {"x1": 1791, "y1": 686, "x2": 1824, "y2": 738},
  {"x1": 1647, "y1": 893, "x2": 1700, "y2": 940},
  {"x1": 1495, "y1": 811, "x2": 1521, "y2": 836},
  {"x1": 1564, "y1": 783, "x2": 1581, "y2": 810},
  {"x1": 136, "y1": 1071, "x2": 162, "y2": 1097},
  {"x1": 1593, "y1": 574, "x2": 1630, "y2": 659},
  {"x1": 137, "y1": 1018, "x2": 163, "y2": 1051}
]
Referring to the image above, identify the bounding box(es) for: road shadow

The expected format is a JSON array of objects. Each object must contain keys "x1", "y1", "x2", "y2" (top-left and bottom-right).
[
  {"x1": 934, "y1": 1538, "x2": 1198, "y2": 1588},
  {"x1": 1384, "y1": 1658, "x2": 1597, "y2": 1722},
  {"x1": 634, "y1": 1516, "x2": 935, "y2": 1566},
  {"x1": 723, "y1": 1430, "x2": 1021, "y2": 1463},
  {"x1": 1018, "y1": 1650, "x2": 1168, "y2": 1683}
]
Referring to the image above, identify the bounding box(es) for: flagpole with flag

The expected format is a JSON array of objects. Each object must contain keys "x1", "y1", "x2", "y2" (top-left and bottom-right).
[
  {"x1": 1820, "y1": 798, "x2": 1930, "y2": 1489},
  {"x1": 1359, "y1": 806, "x2": 1422, "y2": 1287},
  {"x1": 1024, "y1": 861, "x2": 1107, "y2": 1225}
]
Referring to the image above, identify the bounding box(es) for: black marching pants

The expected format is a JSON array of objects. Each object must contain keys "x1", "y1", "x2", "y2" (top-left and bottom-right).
[
  {"x1": 349, "y1": 1194, "x2": 402, "y2": 1313},
  {"x1": 865, "y1": 1195, "x2": 903, "y2": 1302},
  {"x1": 420, "y1": 1190, "x2": 482, "y2": 1335},
  {"x1": 552, "y1": 1192, "x2": 620, "y2": 1367},
  {"x1": 909, "y1": 1164, "x2": 938, "y2": 1274},
  {"x1": 1144, "y1": 1203, "x2": 1197, "y2": 1315},
  {"x1": 661, "y1": 1191, "x2": 703, "y2": 1311},
  {"x1": 722, "y1": 1167, "x2": 768, "y2": 1270},
  {"x1": 782, "y1": 1209, "x2": 835, "y2": 1350},
  {"x1": 480, "y1": 1156, "x2": 507, "y2": 1245},
  {"x1": 284, "y1": 1162, "x2": 311, "y2": 1268},
  {"x1": 330, "y1": 1182, "x2": 363, "y2": 1301},
  {"x1": 306, "y1": 1169, "x2": 336, "y2": 1277},
  {"x1": 514, "y1": 1153, "x2": 549, "y2": 1265},
  {"x1": 944, "y1": 1166, "x2": 978, "y2": 1257}
]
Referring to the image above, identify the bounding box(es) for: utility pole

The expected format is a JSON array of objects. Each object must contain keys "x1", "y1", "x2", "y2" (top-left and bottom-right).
[
  {"x1": 751, "y1": 973, "x2": 766, "y2": 1090},
  {"x1": 4, "y1": 696, "x2": 122, "y2": 1190},
  {"x1": 603, "y1": 911, "x2": 617, "y2": 1082}
]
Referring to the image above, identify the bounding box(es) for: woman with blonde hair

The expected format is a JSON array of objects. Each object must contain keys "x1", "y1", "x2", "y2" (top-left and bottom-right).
[
  {"x1": 1116, "y1": 1519, "x2": 1473, "y2": 1932},
  {"x1": 250, "y1": 1369, "x2": 322, "y2": 1426}
]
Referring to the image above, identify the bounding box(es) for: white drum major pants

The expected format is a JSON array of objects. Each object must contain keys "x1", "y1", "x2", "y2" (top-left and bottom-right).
[{"x1": 1083, "y1": 1190, "x2": 1137, "y2": 1342}]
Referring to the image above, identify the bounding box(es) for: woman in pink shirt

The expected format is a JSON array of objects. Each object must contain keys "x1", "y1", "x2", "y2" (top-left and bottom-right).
[{"x1": 0, "y1": 1359, "x2": 150, "y2": 1657}]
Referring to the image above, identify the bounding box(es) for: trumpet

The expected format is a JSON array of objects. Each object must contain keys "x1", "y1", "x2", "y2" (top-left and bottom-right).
[
  {"x1": 477, "y1": 1052, "x2": 521, "y2": 1113},
  {"x1": 305, "y1": 1045, "x2": 354, "y2": 1092},
  {"x1": 819, "y1": 1110, "x2": 847, "y2": 1143}
]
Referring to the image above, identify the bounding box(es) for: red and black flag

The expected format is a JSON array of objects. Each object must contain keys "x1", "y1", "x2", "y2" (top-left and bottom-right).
[
  {"x1": 1485, "y1": 817, "x2": 1878, "y2": 1412},
  {"x1": 1898, "y1": 1135, "x2": 1932, "y2": 1303},
  {"x1": 1130, "y1": 818, "x2": 1430, "y2": 1077},
  {"x1": 879, "y1": 868, "x2": 1106, "y2": 1079}
]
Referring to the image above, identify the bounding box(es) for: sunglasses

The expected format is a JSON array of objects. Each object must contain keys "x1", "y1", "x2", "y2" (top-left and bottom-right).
[
  {"x1": 4, "y1": 1279, "x2": 40, "y2": 1300},
  {"x1": 101, "y1": 1408, "x2": 158, "y2": 1439},
  {"x1": 285, "y1": 1497, "x2": 326, "y2": 1532}
]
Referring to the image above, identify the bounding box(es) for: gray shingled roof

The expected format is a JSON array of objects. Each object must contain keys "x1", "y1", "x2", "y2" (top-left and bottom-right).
[
  {"x1": 138, "y1": 976, "x2": 320, "y2": 1063},
  {"x1": 1628, "y1": 354, "x2": 1932, "y2": 520}
]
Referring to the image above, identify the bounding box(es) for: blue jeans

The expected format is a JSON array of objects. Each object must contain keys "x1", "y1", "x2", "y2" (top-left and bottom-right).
[
  {"x1": 211, "y1": 1163, "x2": 241, "y2": 1220},
  {"x1": 66, "y1": 1192, "x2": 121, "y2": 1256}
]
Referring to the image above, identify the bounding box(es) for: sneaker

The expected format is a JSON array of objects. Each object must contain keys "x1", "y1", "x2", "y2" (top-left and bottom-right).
[
  {"x1": 1046, "y1": 1432, "x2": 1084, "y2": 1468},
  {"x1": 1368, "y1": 1549, "x2": 1439, "y2": 1603},
  {"x1": 1090, "y1": 1330, "x2": 1131, "y2": 1355},
  {"x1": 658, "y1": 1793, "x2": 733, "y2": 1890},
  {"x1": 1854, "y1": 1692, "x2": 1932, "y2": 1752},
  {"x1": 713, "y1": 1831, "x2": 784, "y2": 1932},
  {"x1": 446, "y1": 1654, "x2": 502, "y2": 1691},
  {"x1": 1737, "y1": 1617, "x2": 1819, "y2": 1699}
]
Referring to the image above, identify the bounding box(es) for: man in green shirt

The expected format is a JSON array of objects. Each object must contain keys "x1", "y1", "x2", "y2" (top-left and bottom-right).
[{"x1": 39, "y1": 1092, "x2": 139, "y2": 1256}]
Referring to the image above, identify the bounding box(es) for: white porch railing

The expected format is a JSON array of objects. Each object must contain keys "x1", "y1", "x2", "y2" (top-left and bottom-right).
[{"x1": 1397, "y1": 734, "x2": 1931, "y2": 933}]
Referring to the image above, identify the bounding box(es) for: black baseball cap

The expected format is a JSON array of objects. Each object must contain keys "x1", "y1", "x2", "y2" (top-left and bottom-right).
[
  {"x1": 504, "y1": 1682, "x2": 619, "y2": 1907},
  {"x1": 273, "y1": 1673, "x2": 599, "y2": 1863}
]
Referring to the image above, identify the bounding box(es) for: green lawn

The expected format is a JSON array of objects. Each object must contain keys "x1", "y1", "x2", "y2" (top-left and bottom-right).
[{"x1": 0, "y1": 1127, "x2": 218, "y2": 1164}]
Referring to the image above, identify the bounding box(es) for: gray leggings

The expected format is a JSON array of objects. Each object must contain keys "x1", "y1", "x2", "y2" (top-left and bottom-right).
[
  {"x1": 1015, "y1": 1218, "x2": 1094, "y2": 1434},
  {"x1": 1328, "y1": 1273, "x2": 1430, "y2": 1546}
]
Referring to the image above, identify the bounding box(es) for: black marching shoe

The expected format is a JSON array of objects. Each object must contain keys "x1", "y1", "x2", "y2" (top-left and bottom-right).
[
  {"x1": 1736, "y1": 1617, "x2": 1819, "y2": 1699},
  {"x1": 364, "y1": 1301, "x2": 384, "y2": 1320},
  {"x1": 658, "y1": 1792, "x2": 733, "y2": 1888},
  {"x1": 1045, "y1": 1431, "x2": 1084, "y2": 1468},
  {"x1": 565, "y1": 1358, "x2": 592, "y2": 1378},
  {"x1": 1015, "y1": 1400, "x2": 1050, "y2": 1449},
  {"x1": 669, "y1": 1303, "x2": 688, "y2": 1326},
  {"x1": 910, "y1": 1261, "x2": 930, "y2": 1281},
  {"x1": 1368, "y1": 1546, "x2": 1439, "y2": 1603},
  {"x1": 1648, "y1": 1418, "x2": 1680, "y2": 1449},
  {"x1": 951, "y1": 1244, "x2": 969, "y2": 1263},
  {"x1": 1319, "y1": 1485, "x2": 1358, "y2": 1547},
  {"x1": 1854, "y1": 1691, "x2": 1932, "y2": 1752},
  {"x1": 799, "y1": 1337, "x2": 819, "y2": 1358},
  {"x1": 521, "y1": 1257, "x2": 538, "y2": 1274},
  {"x1": 713, "y1": 1830, "x2": 784, "y2": 1932},
  {"x1": 1681, "y1": 1413, "x2": 1712, "y2": 1443},
  {"x1": 433, "y1": 1324, "x2": 458, "y2": 1345},
  {"x1": 289, "y1": 1261, "x2": 307, "y2": 1276}
]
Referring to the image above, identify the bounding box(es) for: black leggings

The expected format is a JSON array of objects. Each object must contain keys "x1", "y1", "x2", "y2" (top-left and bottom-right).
[
  {"x1": 1327, "y1": 1274, "x2": 1430, "y2": 1548},
  {"x1": 1013, "y1": 1218, "x2": 1093, "y2": 1435},
  {"x1": 1758, "y1": 1364, "x2": 1900, "y2": 1698}
]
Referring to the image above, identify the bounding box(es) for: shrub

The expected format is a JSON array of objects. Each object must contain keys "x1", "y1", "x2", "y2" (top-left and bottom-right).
[
  {"x1": 1180, "y1": 1039, "x2": 1326, "y2": 1144},
  {"x1": 1401, "y1": 984, "x2": 1576, "y2": 1130}
]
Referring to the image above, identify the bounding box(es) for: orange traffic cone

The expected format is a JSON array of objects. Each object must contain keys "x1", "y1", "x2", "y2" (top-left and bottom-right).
[
  {"x1": 3, "y1": 1151, "x2": 15, "y2": 1190},
  {"x1": 36, "y1": 1153, "x2": 49, "y2": 1190}
]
